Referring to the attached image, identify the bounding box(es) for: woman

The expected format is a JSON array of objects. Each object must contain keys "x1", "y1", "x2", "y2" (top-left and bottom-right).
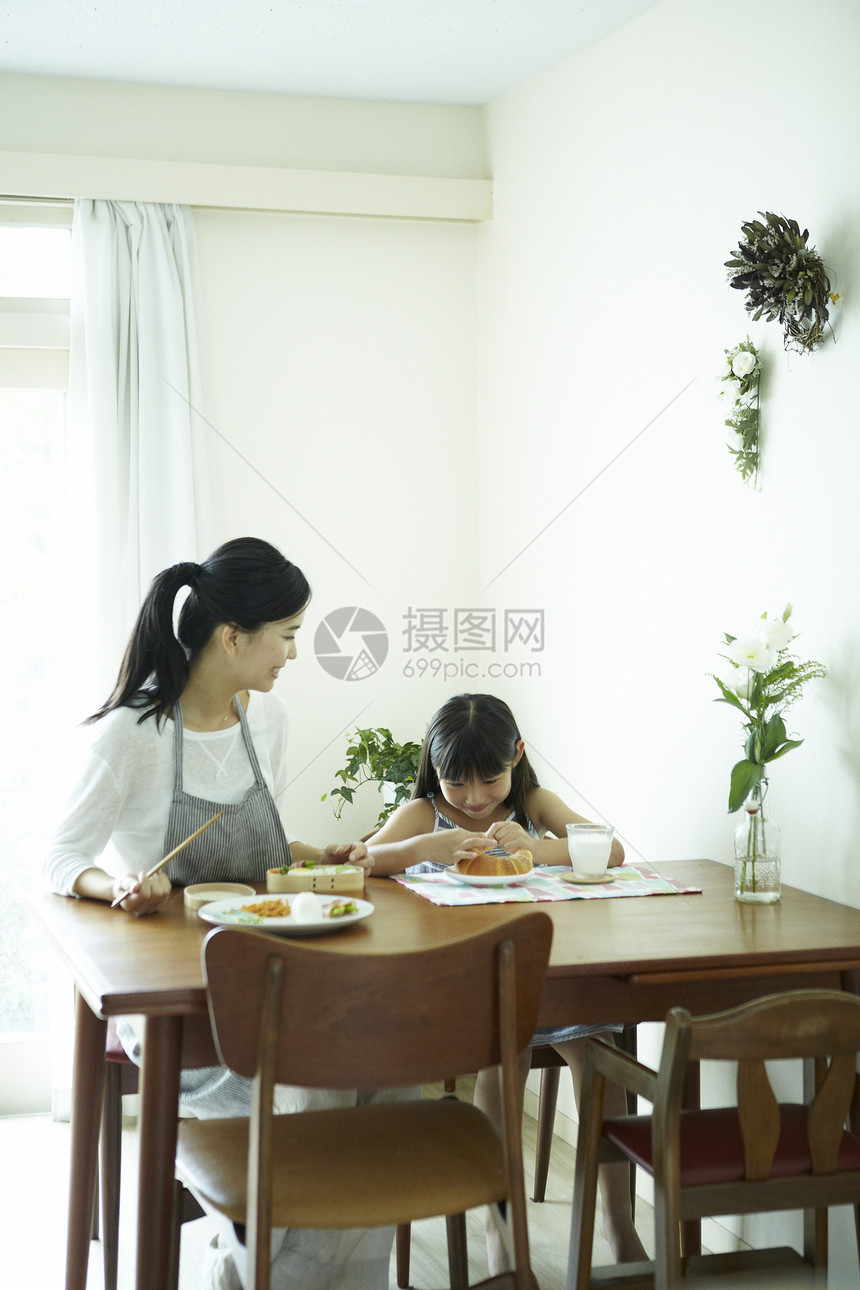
[{"x1": 45, "y1": 537, "x2": 406, "y2": 1290}]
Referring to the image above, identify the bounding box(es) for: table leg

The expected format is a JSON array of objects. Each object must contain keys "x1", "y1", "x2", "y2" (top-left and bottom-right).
[
  {"x1": 66, "y1": 990, "x2": 106, "y2": 1290},
  {"x1": 136, "y1": 1014, "x2": 183, "y2": 1290}
]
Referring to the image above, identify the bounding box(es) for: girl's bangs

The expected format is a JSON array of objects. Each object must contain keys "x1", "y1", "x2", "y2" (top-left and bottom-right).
[{"x1": 432, "y1": 728, "x2": 512, "y2": 783}]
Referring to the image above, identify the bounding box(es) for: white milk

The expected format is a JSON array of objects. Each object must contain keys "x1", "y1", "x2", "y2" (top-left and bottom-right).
[{"x1": 566, "y1": 825, "x2": 613, "y2": 877}]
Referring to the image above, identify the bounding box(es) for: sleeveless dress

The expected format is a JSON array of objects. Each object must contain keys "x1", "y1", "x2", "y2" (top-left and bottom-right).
[{"x1": 408, "y1": 794, "x2": 622, "y2": 1047}]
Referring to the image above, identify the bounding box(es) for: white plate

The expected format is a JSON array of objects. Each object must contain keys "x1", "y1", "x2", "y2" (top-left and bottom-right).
[
  {"x1": 198, "y1": 894, "x2": 374, "y2": 935},
  {"x1": 447, "y1": 868, "x2": 534, "y2": 887}
]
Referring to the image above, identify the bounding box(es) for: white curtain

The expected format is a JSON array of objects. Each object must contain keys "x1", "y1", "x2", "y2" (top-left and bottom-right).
[{"x1": 68, "y1": 199, "x2": 222, "y2": 705}]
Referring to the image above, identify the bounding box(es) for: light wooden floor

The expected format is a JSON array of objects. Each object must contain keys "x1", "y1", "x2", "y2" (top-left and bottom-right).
[{"x1": 0, "y1": 1083, "x2": 654, "y2": 1289}]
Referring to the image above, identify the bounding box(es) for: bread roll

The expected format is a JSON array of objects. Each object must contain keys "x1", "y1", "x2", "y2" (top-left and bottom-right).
[{"x1": 452, "y1": 848, "x2": 533, "y2": 877}]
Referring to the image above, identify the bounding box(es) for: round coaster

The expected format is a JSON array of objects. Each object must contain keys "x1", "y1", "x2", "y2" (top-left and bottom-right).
[{"x1": 561, "y1": 872, "x2": 611, "y2": 885}]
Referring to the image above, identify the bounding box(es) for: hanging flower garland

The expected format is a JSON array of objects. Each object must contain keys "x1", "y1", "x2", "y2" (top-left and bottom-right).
[
  {"x1": 719, "y1": 337, "x2": 761, "y2": 487},
  {"x1": 725, "y1": 212, "x2": 838, "y2": 354}
]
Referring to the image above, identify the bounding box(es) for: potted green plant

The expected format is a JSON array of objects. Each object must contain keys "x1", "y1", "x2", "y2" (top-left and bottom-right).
[{"x1": 322, "y1": 726, "x2": 422, "y2": 830}]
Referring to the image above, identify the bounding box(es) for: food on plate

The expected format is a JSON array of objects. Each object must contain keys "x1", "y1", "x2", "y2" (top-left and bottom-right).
[
  {"x1": 290, "y1": 890, "x2": 325, "y2": 923},
  {"x1": 451, "y1": 848, "x2": 533, "y2": 878},
  {"x1": 240, "y1": 897, "x2": 292, "y2": 918},
  {"x1": 222, "y1": 893, "x2": 360, "y2": 924},
  {"x1": 327, "y1": 899, "x2": 359, "y2": 918}
]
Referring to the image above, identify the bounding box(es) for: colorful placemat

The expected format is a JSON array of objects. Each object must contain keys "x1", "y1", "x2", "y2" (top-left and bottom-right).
[{"x1": 391, "y1": 863, "x2": 702, "y2": 907}]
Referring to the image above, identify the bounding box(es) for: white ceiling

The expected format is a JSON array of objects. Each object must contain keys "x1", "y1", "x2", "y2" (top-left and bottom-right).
[{"x1": 1, "y1": 0, "x2": 660, "y2": 106}]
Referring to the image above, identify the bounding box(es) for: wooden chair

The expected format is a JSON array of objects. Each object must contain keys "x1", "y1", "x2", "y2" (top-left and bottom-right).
[
  {"x1": 394, "y1": 1029, "x2": 640, "y2": 1289},
  {"x1": 175, "y1": 912, "x2": 554, "y2": 1290},
  {"x1": 569, "y1": 989, "x2": 860, "y2": 1290}
]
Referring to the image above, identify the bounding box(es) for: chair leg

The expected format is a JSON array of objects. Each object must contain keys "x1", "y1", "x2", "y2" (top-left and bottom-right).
[
  {"x1": 168, "y1": 1178, "x2": 184, "y2": 1290},
  {"x1": 90, "y1": 1163, "x2": 100, "y2": 1241},
  {"x1": 568, "y1": 1069, "x2": 604, "y2": 1290},
  {"x1": 395, "y1": 1080, "x2": 459, "y2": 1289},
  {"x1": 617, "y1": 1026, "x2": 638, "y2": 1220},
  {"x1": 395, "y1": 1222, "x2": 411, "y2": 1288},
  {"x1": 100, "y1": 1061, "x2": 123, "y2": 1290},
  {"x1": 165, "y1": 1181, "x2": 205, "y2": 1290},
  {"x1": 445, "y1": 1211, "x2": 469, "y2": 1290},
  {"x1": 532, "y1": 1065, "x2": 560, "y2": 1202}
]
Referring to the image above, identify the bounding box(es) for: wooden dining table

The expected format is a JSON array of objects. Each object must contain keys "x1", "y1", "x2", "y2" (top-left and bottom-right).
[{"x1": 29, "y1": 858, "x2": 860, "y2": 1290}]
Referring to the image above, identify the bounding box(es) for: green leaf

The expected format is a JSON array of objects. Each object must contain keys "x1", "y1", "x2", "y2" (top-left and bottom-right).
[
  {"x1": 728, "y1": 760, "x2": 765, "y2": 813},
  {"x1": 766, "y1": 738, "x2": 804, "y2": 762},
  {"x1": 714, "y1": 690, "x2": 748, "y2": 714},
  {"x1": 761, "y1": 712, "x2": 787, "y2": 759},
  {"x1": 712, "y1": 672, "x2": 746, "y2": 705}
]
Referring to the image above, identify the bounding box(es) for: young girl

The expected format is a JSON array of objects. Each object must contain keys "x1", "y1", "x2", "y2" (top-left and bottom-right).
[
  {"x1": 45, "y1": 537, "x2": 407, "y2": 1290},
  {"x1": 366, "y1": 693, "x2": 647, "y2": 1271}
]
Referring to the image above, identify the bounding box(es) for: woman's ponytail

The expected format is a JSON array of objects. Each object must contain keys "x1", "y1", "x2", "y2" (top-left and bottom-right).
[{"x1": 85, "y1": 563, "x2": 195, "y2": 725}]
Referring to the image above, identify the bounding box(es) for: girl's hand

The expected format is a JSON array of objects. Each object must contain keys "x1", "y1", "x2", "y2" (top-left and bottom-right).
[
  {"x1": 485, "y1": 820, "x2": 533, "y2": 855},
  {"x1": 436, "y1": 828, "x2": 494, "y2": 866},
  {"x1": 324, "y1": 841, "x2": 373, "y2": 875},
  {"x1": 111, "y1": 871, "x2": 172, "y2": 917}
]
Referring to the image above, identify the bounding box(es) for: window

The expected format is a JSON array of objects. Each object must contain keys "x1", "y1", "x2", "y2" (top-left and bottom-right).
[{"x1": 0, "y1": 206, "x2": 72, "y2": 1111}]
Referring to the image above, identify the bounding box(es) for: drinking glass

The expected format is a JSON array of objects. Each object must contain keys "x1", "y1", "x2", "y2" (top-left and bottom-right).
[{"x1": 566, "y1": 822, "x2": 614, "y2": 879}]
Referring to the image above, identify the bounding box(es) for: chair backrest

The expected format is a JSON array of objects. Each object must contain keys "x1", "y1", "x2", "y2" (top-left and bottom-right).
[
  {"x1": 202, "y1": 911, "x2": 553, "y2": 1090},
  {"x1": 659, "y1": 989, "x2": 860, "y2": 1181}
]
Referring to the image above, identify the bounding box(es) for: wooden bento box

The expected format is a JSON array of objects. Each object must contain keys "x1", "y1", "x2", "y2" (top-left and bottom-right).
[{"x1": 266, "y1": 864, "x2": 364, "y2": 895}]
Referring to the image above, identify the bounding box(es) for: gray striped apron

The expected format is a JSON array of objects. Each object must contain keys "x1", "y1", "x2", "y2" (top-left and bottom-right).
[{"x1": 164, "y1": 696, "x2": 291, "y2": 886}]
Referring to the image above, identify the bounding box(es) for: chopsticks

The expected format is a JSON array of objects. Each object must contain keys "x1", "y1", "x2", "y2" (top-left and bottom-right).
[{"x1": 110, "y1": 810, "x2": 225, "y2": 907}]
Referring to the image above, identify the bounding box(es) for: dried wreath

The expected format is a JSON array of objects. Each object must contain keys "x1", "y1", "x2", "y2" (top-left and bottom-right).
[{"x1": 725, "y1": 212, "x2": 838, "y2": 354}]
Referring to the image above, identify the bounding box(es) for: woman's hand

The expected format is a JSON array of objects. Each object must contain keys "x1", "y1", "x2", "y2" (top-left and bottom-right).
[
  {"x1": 111, "y1": 871, "x2": 172, "y2": 916},
  {"x1": 323, "y1": 840, "x2": 374, "y2": 875},
  {"x1": 485, "y1": 820, "x2": 533, "y2": 855}
]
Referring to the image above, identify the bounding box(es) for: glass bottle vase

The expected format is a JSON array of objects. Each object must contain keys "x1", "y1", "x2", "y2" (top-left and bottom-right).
[{"x1": 733, "y1": 779, "x2": 781, "y2": 904}]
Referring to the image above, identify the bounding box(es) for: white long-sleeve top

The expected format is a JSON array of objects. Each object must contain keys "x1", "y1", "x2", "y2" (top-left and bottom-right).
[{"x1": 44, "y1": 690, "x2": 290, "y2": 896}]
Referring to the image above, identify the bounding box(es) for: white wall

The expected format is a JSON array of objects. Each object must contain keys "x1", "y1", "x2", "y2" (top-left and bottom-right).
[
  {"x1": 479, "y1": 0, "x2": 860, "y2": 1272},
  {"x1": 194, "y1": 206, "x2": 480, "y2": 843},
  {"x1": 480, "y1": 0, "x2": 860, "y2": 886},
  {"x1": 1, "y1": 71, "x2": 488, "y2": 845},
  {"x1": 0, "y1": 72, "x2": 487, "y2": 178}
]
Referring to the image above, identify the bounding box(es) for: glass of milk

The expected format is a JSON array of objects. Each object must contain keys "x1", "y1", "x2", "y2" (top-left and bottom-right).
[{"x1": 566, "y1": 823, "x2": 614, "y2": 879}]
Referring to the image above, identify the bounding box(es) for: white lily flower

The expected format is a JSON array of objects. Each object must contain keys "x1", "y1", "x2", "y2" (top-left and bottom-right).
[
  {"x1": 727, "y1": 637, "x2": 777, "y2": 674},
  {"x1": 762, "y1": 613, "x2": 794, "y2": 651},
  {"x1": 722, "y1": 667, "x2": 754, "y2": 700}
]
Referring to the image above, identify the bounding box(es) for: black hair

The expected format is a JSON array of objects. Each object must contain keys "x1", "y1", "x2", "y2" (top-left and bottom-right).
[
  {"x1": 87, "y1": 537, "x2": 311, "y2": 726},
  {"x1": 411, "y1": 693, "x2": 539, "y2": 829}
]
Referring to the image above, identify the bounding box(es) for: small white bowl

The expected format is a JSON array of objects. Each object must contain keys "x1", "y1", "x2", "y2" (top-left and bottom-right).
[{"x1": 183, "y1": 882, "x2": 256, "y2": 910}]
